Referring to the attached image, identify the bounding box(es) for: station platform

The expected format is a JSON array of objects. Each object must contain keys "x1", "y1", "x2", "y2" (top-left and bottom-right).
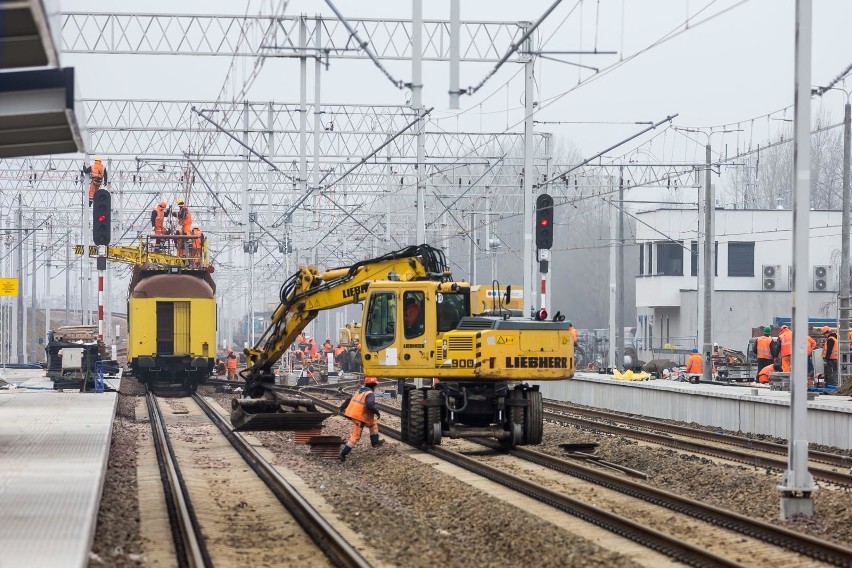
[
  {"x1": 0, "y1": 367, "x2": 118, "y2": 568},
  {"x1": 533, "y1": 371, "x2": 852, "y2": 450}
]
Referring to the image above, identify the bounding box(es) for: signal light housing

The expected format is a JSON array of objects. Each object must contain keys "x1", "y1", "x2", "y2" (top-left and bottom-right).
[
  {"x1": 92, "y1": 189, "x2": 111, "y2": 245},
  {"x1": 535, "y1": 193, "x2": 554, "y2": 250}
]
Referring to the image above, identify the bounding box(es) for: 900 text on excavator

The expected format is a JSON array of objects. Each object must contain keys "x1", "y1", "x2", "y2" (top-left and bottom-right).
[{"x1": 231, "y1": 244, "x2": 574, "y2": 448}]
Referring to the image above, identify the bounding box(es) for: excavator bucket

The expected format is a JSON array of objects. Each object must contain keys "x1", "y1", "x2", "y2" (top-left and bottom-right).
[{"x1": 230, "y1": 395, "x2": 332, "y2": 432}]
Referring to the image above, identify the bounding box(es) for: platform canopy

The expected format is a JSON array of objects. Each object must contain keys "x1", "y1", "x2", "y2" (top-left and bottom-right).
[{"x1": 0, "y1": 0, "x2": 85, "y2": 157}]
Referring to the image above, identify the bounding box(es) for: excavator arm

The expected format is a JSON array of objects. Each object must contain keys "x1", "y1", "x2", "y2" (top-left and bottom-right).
[{"x1": 231, "y1": 244, "x2": 448, "y2": 431}]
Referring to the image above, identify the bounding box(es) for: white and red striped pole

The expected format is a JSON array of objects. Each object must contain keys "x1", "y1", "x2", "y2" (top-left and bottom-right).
[
  {"x1": 97, "y1": 272, "x2": 104, "y2": 341},
  {"x1": 540, "y1": 277, "x2": 546, "y2": 312}
]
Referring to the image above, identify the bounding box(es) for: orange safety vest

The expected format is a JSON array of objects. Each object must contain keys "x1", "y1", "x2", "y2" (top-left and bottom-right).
[
  {"x1": 806, "y1": 335, "x2": 816, "y2": 355},
  {"x1": 755, "y1": 336, "x2": 774, "y2": 359},
  {"x1": 824, "y1": 334, "x2": 838, "y2": 360},
  {"x1": 323, "y1": 341, "x2": 333, "y2": 353},
  {"x1": 226, "y1": 354, "x2": 238, "y2": 369},
  {"x1": 334, "y1": 345, "x2": 346, "y2": 358},
  {"x1": 344, "y1": 388, "x2": 377, "y2": 426},
  {"x1": 569, "y1": 327, "x2": 578, "y2": 345},
  {"x1": 758, "y1": 363, "x2": 774, "y2": 384},
  {"x1": 779, "y1": 328, "x2": 792, "y2": 357},
  {"x1": 153, "y1": 206, "x2": 166, "y2": 235},
  {"x1": 191, "y1": 228, "x2": 202, "y2": 251},
  {"x1": 685, "y1": 353, "x2": 703, "y2": 374},
  {"x1": 90, "y1": 161, "x2": 105, "y2": 182},
  {"x1": 178, "y1": 205, "x2": 193, "y2": 233}
]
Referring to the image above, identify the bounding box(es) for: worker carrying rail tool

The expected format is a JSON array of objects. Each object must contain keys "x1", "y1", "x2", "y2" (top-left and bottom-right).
[
  {"x1": 338, "y1": 376, "x2": 385, "y2": 462},
  {"x1": 82, "y1": 156, "x2": 107, "y2": 206}
]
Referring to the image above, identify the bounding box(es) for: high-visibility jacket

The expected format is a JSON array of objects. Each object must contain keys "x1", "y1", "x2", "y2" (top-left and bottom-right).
[
  {"x1": 226, "y1": 353, "x2": 238, "y2": 369},
  {"x1": 322, "y1": 340, "x2": 333, "y2": 353},
  {"x1": 191, "y1": 228, "x2": 202, "y2": 252},
  {"x1": 779, "y1": 328, "x2": 792, "y2": 357},
  {"x1": 334, "y1": 345, "x2": 346, "y2": 358},
  {"x1": 685, "y1": 353, "x2": 703, "y2": 374},
  {"x1": 848, "y1": 329, "x2": 852, "y2": 350},
  {"x1": 152, "y1": 205, "x2": 166, "y2": 235},
  {"x1": 824, "y1": 333, "x2": 838, "y2": 360},
  {"x1": 90, "y1": 161, "x2": 105, "y2": 182},
  {"x1": 806, "y1": 335, "x2": 816, "y2": 355},
  {"x1": 755, "y1": 336, "x2": 774, "y2": 359},
  {"x1": 568, "y1": 327, "x2": 578, "y2": 346},
  {"x1": 177, "y1": 205, "x2": 193, "y2": 234},
  {"x1": 758, "y1": 363, "x2": 775, "y2": 384},
  {"x1": 344, "y1": 387, "x2": 378, "y2": 426}
]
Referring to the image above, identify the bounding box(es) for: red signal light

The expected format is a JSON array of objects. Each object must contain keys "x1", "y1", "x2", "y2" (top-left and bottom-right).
[
  {"x1": 98, "y1": 214, "x2": 106, "y2": 222},
  {"x1": 539, "y1": 219, "x2": 549, "y2": 226}
]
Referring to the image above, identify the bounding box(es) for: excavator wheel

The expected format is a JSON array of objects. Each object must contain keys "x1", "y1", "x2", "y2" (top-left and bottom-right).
[
  {"x1": 501, "y1": 389, "x2": 525, "y2": 449},
  {"x1": 425, "y1": 389, "x2": 443, "y2": 446},
  {"x1": 522, "y1": 390, "x2": 543, "y2": 445},
  {"x1": 406, "y1": 389, "x2": 426, "y2": 447}
]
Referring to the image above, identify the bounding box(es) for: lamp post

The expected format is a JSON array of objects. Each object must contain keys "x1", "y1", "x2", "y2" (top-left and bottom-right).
[{"x1": 674, "y1": 127, "x2": 741, "y2": 383}]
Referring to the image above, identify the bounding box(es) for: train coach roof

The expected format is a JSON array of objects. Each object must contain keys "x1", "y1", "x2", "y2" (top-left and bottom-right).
[{"x1": 130, "y1": 273, "x2": 215, "y2": 299}]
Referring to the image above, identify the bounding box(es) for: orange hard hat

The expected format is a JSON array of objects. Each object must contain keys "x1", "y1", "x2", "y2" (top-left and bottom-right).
[
  {"x1": 821, "y1": 326, "x2": 831, "y2": 334},
  {"x1": 227, "y1": 348, "x2": 233, "y2": 353},
  {"x1": 158, "y1": 201, "x2": 167, "y2": 208},
  {"x1": 364, "y1": 376, "x2": 378, "y2": 385}
]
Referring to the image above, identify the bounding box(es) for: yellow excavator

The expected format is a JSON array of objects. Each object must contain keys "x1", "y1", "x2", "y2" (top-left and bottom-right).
[{"x1": 232, "y1": 244, "x2": 574, "y2": 447}]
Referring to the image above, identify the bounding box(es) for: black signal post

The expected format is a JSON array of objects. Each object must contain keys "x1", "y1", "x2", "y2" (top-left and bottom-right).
[{"x1": 92, "y1": 189, "x2": 111, "y2": 246}]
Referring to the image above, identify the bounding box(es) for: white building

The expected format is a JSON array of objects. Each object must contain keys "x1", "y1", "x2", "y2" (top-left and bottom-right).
[{"x1": 635, "y1": 208, "x2": 843, "y2": 361}]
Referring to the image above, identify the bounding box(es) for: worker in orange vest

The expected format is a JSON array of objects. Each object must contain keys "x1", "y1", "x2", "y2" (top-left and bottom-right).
[
  {"x1": 322, "y1": 337, "x2": 334, "y2": 353},
  {"x1": 173, "y1": 198, "x2": 193, "y2": 255},
  {"x1": 190, "y1": 226, "x2": 203, "y2": 263},
  {"x1": 685, "y1": 347, "x2": 703, "y2": 384},
  {"x1": 753, "y1": 326, "x2": 778, "y2": 374},
  {"x1": 339, "y1": 376, "x2": 385, "y2": 462},
  {"x1": 567, "y1": 321, "x2": 578, "y2": 346},
  {"x1": 757, "y1": 360, "x2": 782, "y2": 384},
  {"x1": 226, "y1": 348, "x2": 238, "y2": 381},
  {"x1": 806, "y1": 333, "x2": 816, "y2": 380},
  {"x1": 778, "y1": 324, "x2": 793, "y2": 372},
  {"x1": 150, "y1": 201, "x2": 168, "y2": 250},
  {"x1": 83, "y1": 157, "x2": 108, "y2": 205},
  {"x1": 821, "y1": 326, "x2": 838, "y2": 386}
]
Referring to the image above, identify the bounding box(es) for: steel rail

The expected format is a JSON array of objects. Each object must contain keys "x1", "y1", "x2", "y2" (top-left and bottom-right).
[
  {"x1": 542, "y1": 407, "x2": 852, "y2": 487},
  {"x1": 543, "y1": 401, "x2": 852, "y2": 470},
  {"x1": 192, "y1": 394, "x2": 371, "y2": 568},
  {"x1": 295, "y1": 391, "x2": 736, "y2": 567},
  {"x1": 295, "y1": 389, "x2": 852, "y2": 566},
  {"x1": 146, "y1": 391, "x2": 211, "y2": 568}
]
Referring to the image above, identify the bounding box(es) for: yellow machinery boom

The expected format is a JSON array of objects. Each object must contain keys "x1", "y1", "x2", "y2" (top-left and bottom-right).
[{"x1": 87, "y1": 235, "x2": 209, "y2": 269}]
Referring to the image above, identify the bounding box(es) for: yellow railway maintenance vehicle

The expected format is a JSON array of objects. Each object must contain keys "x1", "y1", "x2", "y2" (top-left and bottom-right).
[
  {"x1": 93, "y1": 235, "x2": 216, "y2": 392},
  {"x1": 232, "y1": 244, "x2": 574, "y2": 447}
]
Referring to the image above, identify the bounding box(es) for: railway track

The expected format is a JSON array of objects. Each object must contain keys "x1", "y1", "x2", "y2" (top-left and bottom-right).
[
  {"x1": 294, "y1": 388, "x2": 852, "y2": 567},
  {"x1": 145, "y1": 389, "x2": 370, "y2": 567},
  {"x1": 541, "y1": 401, "x2": 852, "y2": 487}
]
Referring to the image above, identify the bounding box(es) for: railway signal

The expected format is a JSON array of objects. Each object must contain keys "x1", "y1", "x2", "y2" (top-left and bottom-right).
[
  {"x1": 92, "y1": 189, "x2": 112, "y2": 245},
  {"x1": 535, "y1": 193, "x2": 554, "y2": 250}
]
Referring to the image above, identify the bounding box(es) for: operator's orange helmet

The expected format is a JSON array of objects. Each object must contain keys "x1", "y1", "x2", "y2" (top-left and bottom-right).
[{"x1": 364, "y1": 376, "x2": 378, "y2": 386}]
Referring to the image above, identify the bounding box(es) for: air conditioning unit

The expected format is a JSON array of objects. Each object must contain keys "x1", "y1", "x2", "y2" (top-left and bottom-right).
[
  {"x1": 762, "y1": 265, "x2": 782, "y2": 291},
  {"x1": 813, "y1": 265, "x2": 835, "y2": 292}
]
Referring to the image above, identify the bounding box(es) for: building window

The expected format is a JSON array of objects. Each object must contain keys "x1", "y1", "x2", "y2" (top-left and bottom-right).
[
  {"x1": 728, "y1": 242, "x2": 755, "y2": 277},
  {"x1": 639, "y1": 245, "x2": 644, "y2": 275},
  {"x1": 690, "y1": 241, "x2": 719, "y2": 277},
  {"x1": 656, "y1": 241, "x2": 684, "y2": 276},
  {"x1": 647, "y1": 243, "x2": 652, "y2": 275}
]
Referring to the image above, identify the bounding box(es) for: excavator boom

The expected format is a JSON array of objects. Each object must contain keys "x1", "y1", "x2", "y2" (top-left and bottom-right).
[{"x1": 231, "y1": 245, "x2": 449, "y2": 431}]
